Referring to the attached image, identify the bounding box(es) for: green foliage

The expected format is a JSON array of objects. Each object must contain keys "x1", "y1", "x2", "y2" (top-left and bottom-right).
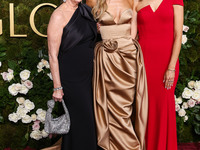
[
  {"x1": 176, "y1": 0, "x2": 200, "y2": 95},
  {"x1": 175, "y1": 0, "x2": 200, "y2": 142},
  {"x1": 0, "y1": 0, "x2": 62, "y2": 149}
]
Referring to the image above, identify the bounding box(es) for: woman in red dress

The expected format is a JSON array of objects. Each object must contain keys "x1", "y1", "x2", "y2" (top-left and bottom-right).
[{"x1": 136, "y1": 0, "x2": 184, "y2": 149}]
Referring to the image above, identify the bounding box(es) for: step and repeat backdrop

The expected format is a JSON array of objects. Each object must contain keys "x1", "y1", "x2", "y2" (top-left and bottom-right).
[{"x1": 0, "y1": 0, "x2": 199, "y2": 149}]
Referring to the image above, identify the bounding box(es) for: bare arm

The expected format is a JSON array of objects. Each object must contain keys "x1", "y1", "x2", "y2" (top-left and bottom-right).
[
  {"x1": 131, "y1": 0, "x2": 138, "y2": 39},
  {"x1": 47, "y1": 10, "x2": 65, "y2": 102},
  {"x1": 168, "y1": 5, "x2": 184, "y2": 69},
  {"x1": 164, "y1": 5, "x2": 184, "y2": 89}
]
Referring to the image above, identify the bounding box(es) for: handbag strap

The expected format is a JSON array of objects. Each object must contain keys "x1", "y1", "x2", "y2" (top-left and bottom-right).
[
  {"x1": 61, "y1": 99, "x2": 70, "y2": 120},
  {"x1": 47, "y1": 100, "x2": 55, "y2": 113},
  {"x1": 47, "y1": 99, "x2": 70, "y2": 119}
]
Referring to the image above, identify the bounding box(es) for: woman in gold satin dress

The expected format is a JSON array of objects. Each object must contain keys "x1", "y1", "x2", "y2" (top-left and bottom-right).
[{"x1": 88, "y1": 0, "x2": 148, "y2": 150}]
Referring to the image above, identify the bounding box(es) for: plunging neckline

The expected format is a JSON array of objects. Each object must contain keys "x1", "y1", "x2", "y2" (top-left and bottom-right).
[
  {"x1": 105, "y1": 8, "x2": 132, "y2": 24},
  {"x1": 137, "y1": 0, "x2": 164, "y2": 13}
]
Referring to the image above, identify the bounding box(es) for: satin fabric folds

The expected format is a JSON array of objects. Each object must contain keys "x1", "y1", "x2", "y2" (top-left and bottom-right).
[
  {"x1": 93, "y1": 9, "x2": 148, "y2": 150},
  {"x1": 93, "y1": 34, "x2": 148, "y2": 150}
]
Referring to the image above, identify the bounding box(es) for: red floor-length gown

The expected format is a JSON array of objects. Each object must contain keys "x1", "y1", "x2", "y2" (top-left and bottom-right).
[{"x1": 137, "y1": 0, "x2": 184, "y2": 149}]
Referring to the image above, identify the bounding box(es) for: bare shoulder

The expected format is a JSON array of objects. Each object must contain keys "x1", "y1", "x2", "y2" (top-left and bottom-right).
[
  {"x1": 127, "y1": 0, "x2": 139, "y2": 9},
  {"x1": 126, "y1": 0, "x2": 139, "y2": 10},
  {"x1": 134, "y1": 0, "x2": 140, "y2": 4},
  {"x1": 134, "y1": 0, "x2": 140, "y2": 8},
  {"x1": 49, "y1": 5, "x2": 65, "y2": 27},
  {"x1": 126, "y1": 0, "x2": 133, "y2": 6}
]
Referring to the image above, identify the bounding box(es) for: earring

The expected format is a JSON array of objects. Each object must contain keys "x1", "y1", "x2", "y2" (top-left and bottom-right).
[{"x1": 63, "y1": 0, "x2": 66, "y2": 2}]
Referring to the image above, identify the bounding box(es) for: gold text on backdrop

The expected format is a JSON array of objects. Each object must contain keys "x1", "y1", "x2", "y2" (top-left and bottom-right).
[
  {"x1": 30, "y1": 3, "x2": 57, "y2": 37},
  {"x1": 10, "y1": 3, "x2": 27, "y2": 37},
  {"x1": 0, "y1": 20, "x2": 2, "y2": 35},
  {"x1": 0, "y1": 3, "x2": 57, "y2": 37}
]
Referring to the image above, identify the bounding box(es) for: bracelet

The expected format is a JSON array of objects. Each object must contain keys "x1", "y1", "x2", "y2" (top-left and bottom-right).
[
  {"x1": 53, "y1": 86, "x2": 63, "y2": 91},
  {"x1": 168, "y1": 68, "x2": 176, "y2": 72}
]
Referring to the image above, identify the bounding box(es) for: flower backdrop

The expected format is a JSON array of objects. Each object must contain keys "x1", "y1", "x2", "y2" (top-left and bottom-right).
[
  {"x1": 174, "y1": 0, "x2": 200, "y2": 143},
  {"x1": 0, "y1": 0, "x2": 200, "y2": 149},
  {"x1": 0, "y1": 0, "x2": 63, "y2": 149}
]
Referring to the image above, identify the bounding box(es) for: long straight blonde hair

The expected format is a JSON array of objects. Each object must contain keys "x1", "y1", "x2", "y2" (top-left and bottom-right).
[{"x1": 92, "y1": 0, "x2": 108, "y2": 20}]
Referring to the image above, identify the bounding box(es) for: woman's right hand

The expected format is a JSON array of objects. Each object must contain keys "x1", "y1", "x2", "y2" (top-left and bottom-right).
[{"x1": 52, "y1": 90, "x2": 64, "y2": 102}]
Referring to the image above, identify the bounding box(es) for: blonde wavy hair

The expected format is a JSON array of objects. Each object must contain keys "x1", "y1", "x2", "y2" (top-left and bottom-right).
[{"x1": 92, "y1": 0, "x2": 108, "y2": 20}]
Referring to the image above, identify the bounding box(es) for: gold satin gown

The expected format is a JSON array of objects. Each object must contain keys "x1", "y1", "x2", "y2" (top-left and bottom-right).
[{"x1": 93, "y1": 9, "x2": 148, "y2": 150}]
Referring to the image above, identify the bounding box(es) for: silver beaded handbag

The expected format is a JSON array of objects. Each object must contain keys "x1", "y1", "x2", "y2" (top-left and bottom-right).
[{"x1": 44, "y1": 99, "x2": 70, "y2": 134}]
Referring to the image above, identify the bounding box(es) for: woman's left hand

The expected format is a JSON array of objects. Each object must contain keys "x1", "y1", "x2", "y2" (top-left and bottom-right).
[
  {"x1": 164, "y1": 69, "x2": 175, "y2": 90},
  {"x1": 97, "y1": 22, "x2": 101, "y2": 33}
]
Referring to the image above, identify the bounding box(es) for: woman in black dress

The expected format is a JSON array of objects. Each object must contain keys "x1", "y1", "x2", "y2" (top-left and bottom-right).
[{"x1": 47, "y1": 0, "x2": 97, "y2": 149}]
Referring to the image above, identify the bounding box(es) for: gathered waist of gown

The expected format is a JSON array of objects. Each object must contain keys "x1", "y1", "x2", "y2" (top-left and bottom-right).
[{"x1": 100, "y1": 24, "x2": 132, "y2": 40}]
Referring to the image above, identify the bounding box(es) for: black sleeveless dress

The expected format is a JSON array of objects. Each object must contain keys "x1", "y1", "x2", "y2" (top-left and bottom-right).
[{"x1": 58, "y1": 3, "x2": 97, "y2": 150}]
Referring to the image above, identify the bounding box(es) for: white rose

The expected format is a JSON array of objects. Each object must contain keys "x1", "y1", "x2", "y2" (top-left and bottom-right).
[
  {"x1": 37, "y1": 113, "x2": 46, "y2": 123},
  {"x1": 47, "y1": 73, "x2": 53, "y2": 80},
  {"x1": 182, "y1": 87, "x2": 194, "y2": 99},
  {"x1": 36, "y1": 109, "x2": 46, "y2": 123},
  {"x1": 20, "y1": 70, "x2": 30, "y2": 81},
  {"x1": 188, "y1": 81, "x2": 195, "y2": 89},
  {"x1": 6, "y1": 72, "x2": 14, "y2": 82},
  {"x1": 14, "y1": 83, "x2": 22, "y2": 91},
  {"x1": 37, "y1": 62, "x2": 44, "y2": 69},
  {"x1": 19, "y1": 84, "x2": 29, "y2": 95},
  {"x1": 45, "y1": 63, "x2": 50, "y2": 69},
  {"x1": 1, "y1": 72, "x2": 7, "y2": 81},
  {"x1": 37, "y1": 68, "x2": 43, "y2": 73},
  {"x1": 24, "y1": 99, "x2": 35, "y2": 111},
  {"x1": 41, "y1": 129, "x2": 49, "y2": 138},
  {"x1": 178, "y1": 109, "x2": 186, "y2": 117},
  {"x1": 187, "y1": 99, "x2": 196, "y2": 108},
  {"x1": 30, "y1": 130, "x2": 43, "y2": 140},
  {"x1": 8, "y1": 84, "x2": 18, "y2": 96},
  {"x1": 175, "y1": 96, "x2": 183, "y2": 104},
  {"x1": 16, "y1": 105, "x2": 28, "y2": 118},
  {"x1": 36, "y1": 108, "x2": 43, "y2": 115},
  {"x1": 194, "y1": 81, "x2": 200, "y2": 90},
  {"x1": 31, "y1": 114, "x2": 37, "y2": 121},
  {"x1": 175, "y1": 104, "x2": 180, "y2": 112},
  {"x1": 192, "y1": 90, "x2": 200, "y2": 101},
  {"x1": 0, "y1": 61, "x2": 1, "y2": 67},
  {"x1": 8, "y1": 112, "x2": 20, "y2": 123},
  {"x1": 41, "y1": 59, "x2": 50, "y2": 69},
  {"x1": 183, "y1": 25, "x2": 189, "y2": 32},
  {"x1": 16, "y1": 97, "x2": 25, "y2": 104},
  {"x1": 8, "y1": 68, "x2": 14, "y2": 74},
  {"x1": 22, "y1": 115, "x2": 32, "y2": 123},
  {"x1": 1, "y1": 69, "x2": 14, "y2": 82},
  {"x1": 182, "y1": 35, "x2": 188, "y2": 45},
  {"x1": 182, "y1": 102, "x2": 189, "y2": 109},
  {"x1": 184, "y1": 115, "x2": 188, "y2": 122},
  {"x1": 22, "y1": 80, "x2": 33, "y2": 89}
]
